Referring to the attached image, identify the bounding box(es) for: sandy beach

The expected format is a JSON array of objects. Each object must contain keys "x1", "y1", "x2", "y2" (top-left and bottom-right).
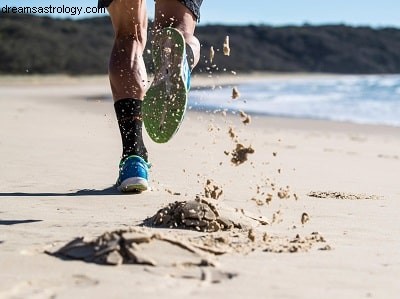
[{"x1": 0, "y1": 74, "x2": 399, "y2": 298}]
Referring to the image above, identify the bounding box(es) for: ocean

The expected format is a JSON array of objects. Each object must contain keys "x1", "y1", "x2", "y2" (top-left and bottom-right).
[{"x1": 188, "y1": 74, "x2": 400, "y2": 127}]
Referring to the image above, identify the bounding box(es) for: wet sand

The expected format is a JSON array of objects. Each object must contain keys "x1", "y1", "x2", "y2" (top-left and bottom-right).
[{"x1": 0, "y1": 74, "x2": 399, "y2": 298}]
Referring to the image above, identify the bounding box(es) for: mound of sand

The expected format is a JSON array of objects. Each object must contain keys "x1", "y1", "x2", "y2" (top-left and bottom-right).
[{"x1": 143, "y1": 199, "x2": 242, "y2": 232}]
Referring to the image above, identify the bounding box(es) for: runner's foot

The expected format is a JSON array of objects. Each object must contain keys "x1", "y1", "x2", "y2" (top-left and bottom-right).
[
  {"x1": 143, "y1": 27, "x2": 191, "y2": 143},
  {"x1": 116, "y1": 155, "x2": 150, "y2": 192}
]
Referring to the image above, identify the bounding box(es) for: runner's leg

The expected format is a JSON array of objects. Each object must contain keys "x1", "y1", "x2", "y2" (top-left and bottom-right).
[
  {"x1": 106, "y1": 0, "x2": 150, "y2": 192},
  {"x1": 153, "y1": 0, "x2": 201, "y2": 68}
]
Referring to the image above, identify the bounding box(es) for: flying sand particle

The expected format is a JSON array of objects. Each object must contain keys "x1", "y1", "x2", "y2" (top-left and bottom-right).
[
  {"x1": 204, "y1": 179, "x2": 223, "y2": 200},
  {"x1": 223, "y1": 36, "x2": 230, "y2": 56},
  {"x1": 301, "y1": 212, "x2": 310, "y2": 225},
  {"x1": 232, "y1": 86, "x2": 240, "y2": 99},
  {"x1": 228, "y1": 126, "x2": 237, "y2": 139},
  {"x1": 230, "y1": 143, "x2": 255, "y2": 165},
  {"x1": 239, "y1": 110, "x2": 251, "y2": 125},
  {"x1": 209, "y1": 46, "x2": 215, "y2": 63},
  {"x1": 248, "y1": 229, "x2": 256, "y2": 242},
  {"x1": 265, "y1": 193, "x2": 273, "y2": 204}
]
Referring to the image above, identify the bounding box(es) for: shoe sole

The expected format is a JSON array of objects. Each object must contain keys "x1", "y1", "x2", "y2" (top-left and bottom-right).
[
  {"x1": 143, "y1": 27, "x2": 188, "y2": 143},
  {"x1": 118, "y1": 177, "x2": 148, "y2": 193}
]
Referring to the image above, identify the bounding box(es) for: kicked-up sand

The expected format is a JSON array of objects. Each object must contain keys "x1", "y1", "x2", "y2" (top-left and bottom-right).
[{"x1": 0, "y1": 74, "x2": 399, "y2": 298}]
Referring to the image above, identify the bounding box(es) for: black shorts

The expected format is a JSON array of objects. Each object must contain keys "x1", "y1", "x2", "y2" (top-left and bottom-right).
[{"x1": 98, "y1": 0, "x2": 203, "y2": 21}]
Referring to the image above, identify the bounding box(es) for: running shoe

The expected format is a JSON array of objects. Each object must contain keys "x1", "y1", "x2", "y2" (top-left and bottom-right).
[
  {"x1": 116, "y1": 155, "x2": 150, "y2": 192},
  {"x1": 143, "y1": 27, "x2": 191, "y2": 143}
]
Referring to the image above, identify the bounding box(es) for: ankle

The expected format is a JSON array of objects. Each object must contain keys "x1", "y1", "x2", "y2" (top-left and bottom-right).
[{"x1": 114, "y1": 98, "x2": 148, "y2": 162}]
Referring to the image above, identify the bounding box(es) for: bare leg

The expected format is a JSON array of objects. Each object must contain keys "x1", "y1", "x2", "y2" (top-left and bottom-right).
[
  {"x1": 153, "y1": 0, "x2": 200, "y2": 68},
  {"x1": 108, "y1": 0, "x2": 148, "y2": 101}
]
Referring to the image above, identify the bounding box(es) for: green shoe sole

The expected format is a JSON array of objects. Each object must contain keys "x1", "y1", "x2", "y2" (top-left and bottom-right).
[{"x1": 143, "y1": 27, "x2": 190, "y2": 143}]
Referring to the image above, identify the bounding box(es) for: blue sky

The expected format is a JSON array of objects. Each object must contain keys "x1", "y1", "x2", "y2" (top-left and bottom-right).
[{"x1": 2, "y1": 0, "x2": 399, "y2": 28}]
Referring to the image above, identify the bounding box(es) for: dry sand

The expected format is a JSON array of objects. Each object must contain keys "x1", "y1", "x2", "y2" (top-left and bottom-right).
[{"x1": 0, "y1": 74, "x2": 400, "y2": 298}]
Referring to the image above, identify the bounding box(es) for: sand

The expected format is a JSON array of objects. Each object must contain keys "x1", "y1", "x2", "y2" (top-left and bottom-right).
[{"x1": 0, "y1": 74, "x2": 400, "y2": 298}]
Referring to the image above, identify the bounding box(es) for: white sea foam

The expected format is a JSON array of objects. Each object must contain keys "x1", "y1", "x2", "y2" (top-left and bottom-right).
[{"x1": 189, "y1": 75, "x2": 400, "y2": 127}]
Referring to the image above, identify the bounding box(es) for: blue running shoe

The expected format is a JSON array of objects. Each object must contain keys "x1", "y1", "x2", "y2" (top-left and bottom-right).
[
  {"x1": 116, "y1": 155, "x2": 150, "y2": 192},
  {"x1": 143, "y1": 27, "x2": 191, "y2": 143}
]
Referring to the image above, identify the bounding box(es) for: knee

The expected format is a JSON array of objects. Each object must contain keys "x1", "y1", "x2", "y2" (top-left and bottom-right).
[
  {"x1": 114, "y1": 21, "x2": 148, "y2": 51},
  {"x1": 108, "y1": 1, "x2": 148, "y2": 50}
]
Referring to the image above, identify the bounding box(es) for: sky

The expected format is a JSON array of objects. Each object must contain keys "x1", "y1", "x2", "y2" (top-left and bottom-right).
[{"x1": 2, "y1": 0, "x2": 400, "y2": 28}]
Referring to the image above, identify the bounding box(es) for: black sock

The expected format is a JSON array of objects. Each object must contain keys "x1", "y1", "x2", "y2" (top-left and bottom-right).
[{"x1": 114, "y1": 98, "x2": 148, "y2": 162}]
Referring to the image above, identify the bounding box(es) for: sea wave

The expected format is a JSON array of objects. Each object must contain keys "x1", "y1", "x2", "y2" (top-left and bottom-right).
[{"x1": 189, "y1": 75, "x2": 400, "y2": 127}]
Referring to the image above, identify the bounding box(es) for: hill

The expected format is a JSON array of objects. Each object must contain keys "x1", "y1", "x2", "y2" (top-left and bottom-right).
[{"x1": 1, "y1": 13, "x2": 400, "y2": 74}]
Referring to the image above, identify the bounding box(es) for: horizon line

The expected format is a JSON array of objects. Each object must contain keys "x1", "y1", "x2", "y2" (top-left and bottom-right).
[{"x1": 1, "y1": 12, "x2": 400, "y2": 30}]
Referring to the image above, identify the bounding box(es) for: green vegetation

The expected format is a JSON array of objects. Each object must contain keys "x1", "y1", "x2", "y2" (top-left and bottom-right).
[{"x1": 1, "y1": 13, "x2": 400, "y2": 74}]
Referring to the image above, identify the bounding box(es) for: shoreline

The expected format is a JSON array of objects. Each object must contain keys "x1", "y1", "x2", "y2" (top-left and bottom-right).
[
  {"x1": 1, "y1": 73, "x2": 399, "y2": 130},
  {"x1": 1, "y1": 71, "x2": 396, "y2": 86}
]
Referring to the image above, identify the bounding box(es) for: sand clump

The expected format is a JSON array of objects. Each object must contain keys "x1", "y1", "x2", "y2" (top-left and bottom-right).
[
  {"x1": 204, "y1": 179, "x2": 223, "y2": 200},
  {"x1": 225, "y1": 121, "x2": 254, "y2": 166},
  {"x1": 190, "y1": 230, "x2": 330, "y2": 255},
  {"x1": 144, "y1": 199, "x2": 242, "y2": 232},
  {"x1": 229, "y1": 143, "x2": 255, "y2": 165},
  {"x1": 228, "y1": 126, "x2": 237, "y2": 140},
  {"x1": 263, "y1": 232, "x2": 329, "y2": 253},
  {"x1": 277, "y1": 186, "x2": 292, "y2": 199},
  {"x1": 239, "y1": 110, "x2": 251, "y2": 125},
  {"x1": 301, "y1": 212, "x2": 310, "y2": 225},
  {"x1": 237, "y1": 208, "x2": 269, "y2": 225},
  {"x1": 49, "y1": 227, "x2": 331, "y2": 269},
  {"x1": 223, "y1": 36, "x2": 230, "y2": 56},
  {"x1": 271, "y1": 210, "x2": 283, "y2": 224},
  {"x1": 49, "y1": 228, "x2": 244, "y2": 282},
  {"x1": 249, "y1": 179, "x2": 298, "y2": 207},
  {"x1": 307, "y1": 191, "x2": 381, "y2": 200},
  {"x1": 49, "y1": 229, "x2": 216, "y2": 267},
  {"x1": 232, "y1": 87, "x2": 240, "y2": 99},
  {"x1": 209, "y1": 46, "x2": 215, "y2": 63}
]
